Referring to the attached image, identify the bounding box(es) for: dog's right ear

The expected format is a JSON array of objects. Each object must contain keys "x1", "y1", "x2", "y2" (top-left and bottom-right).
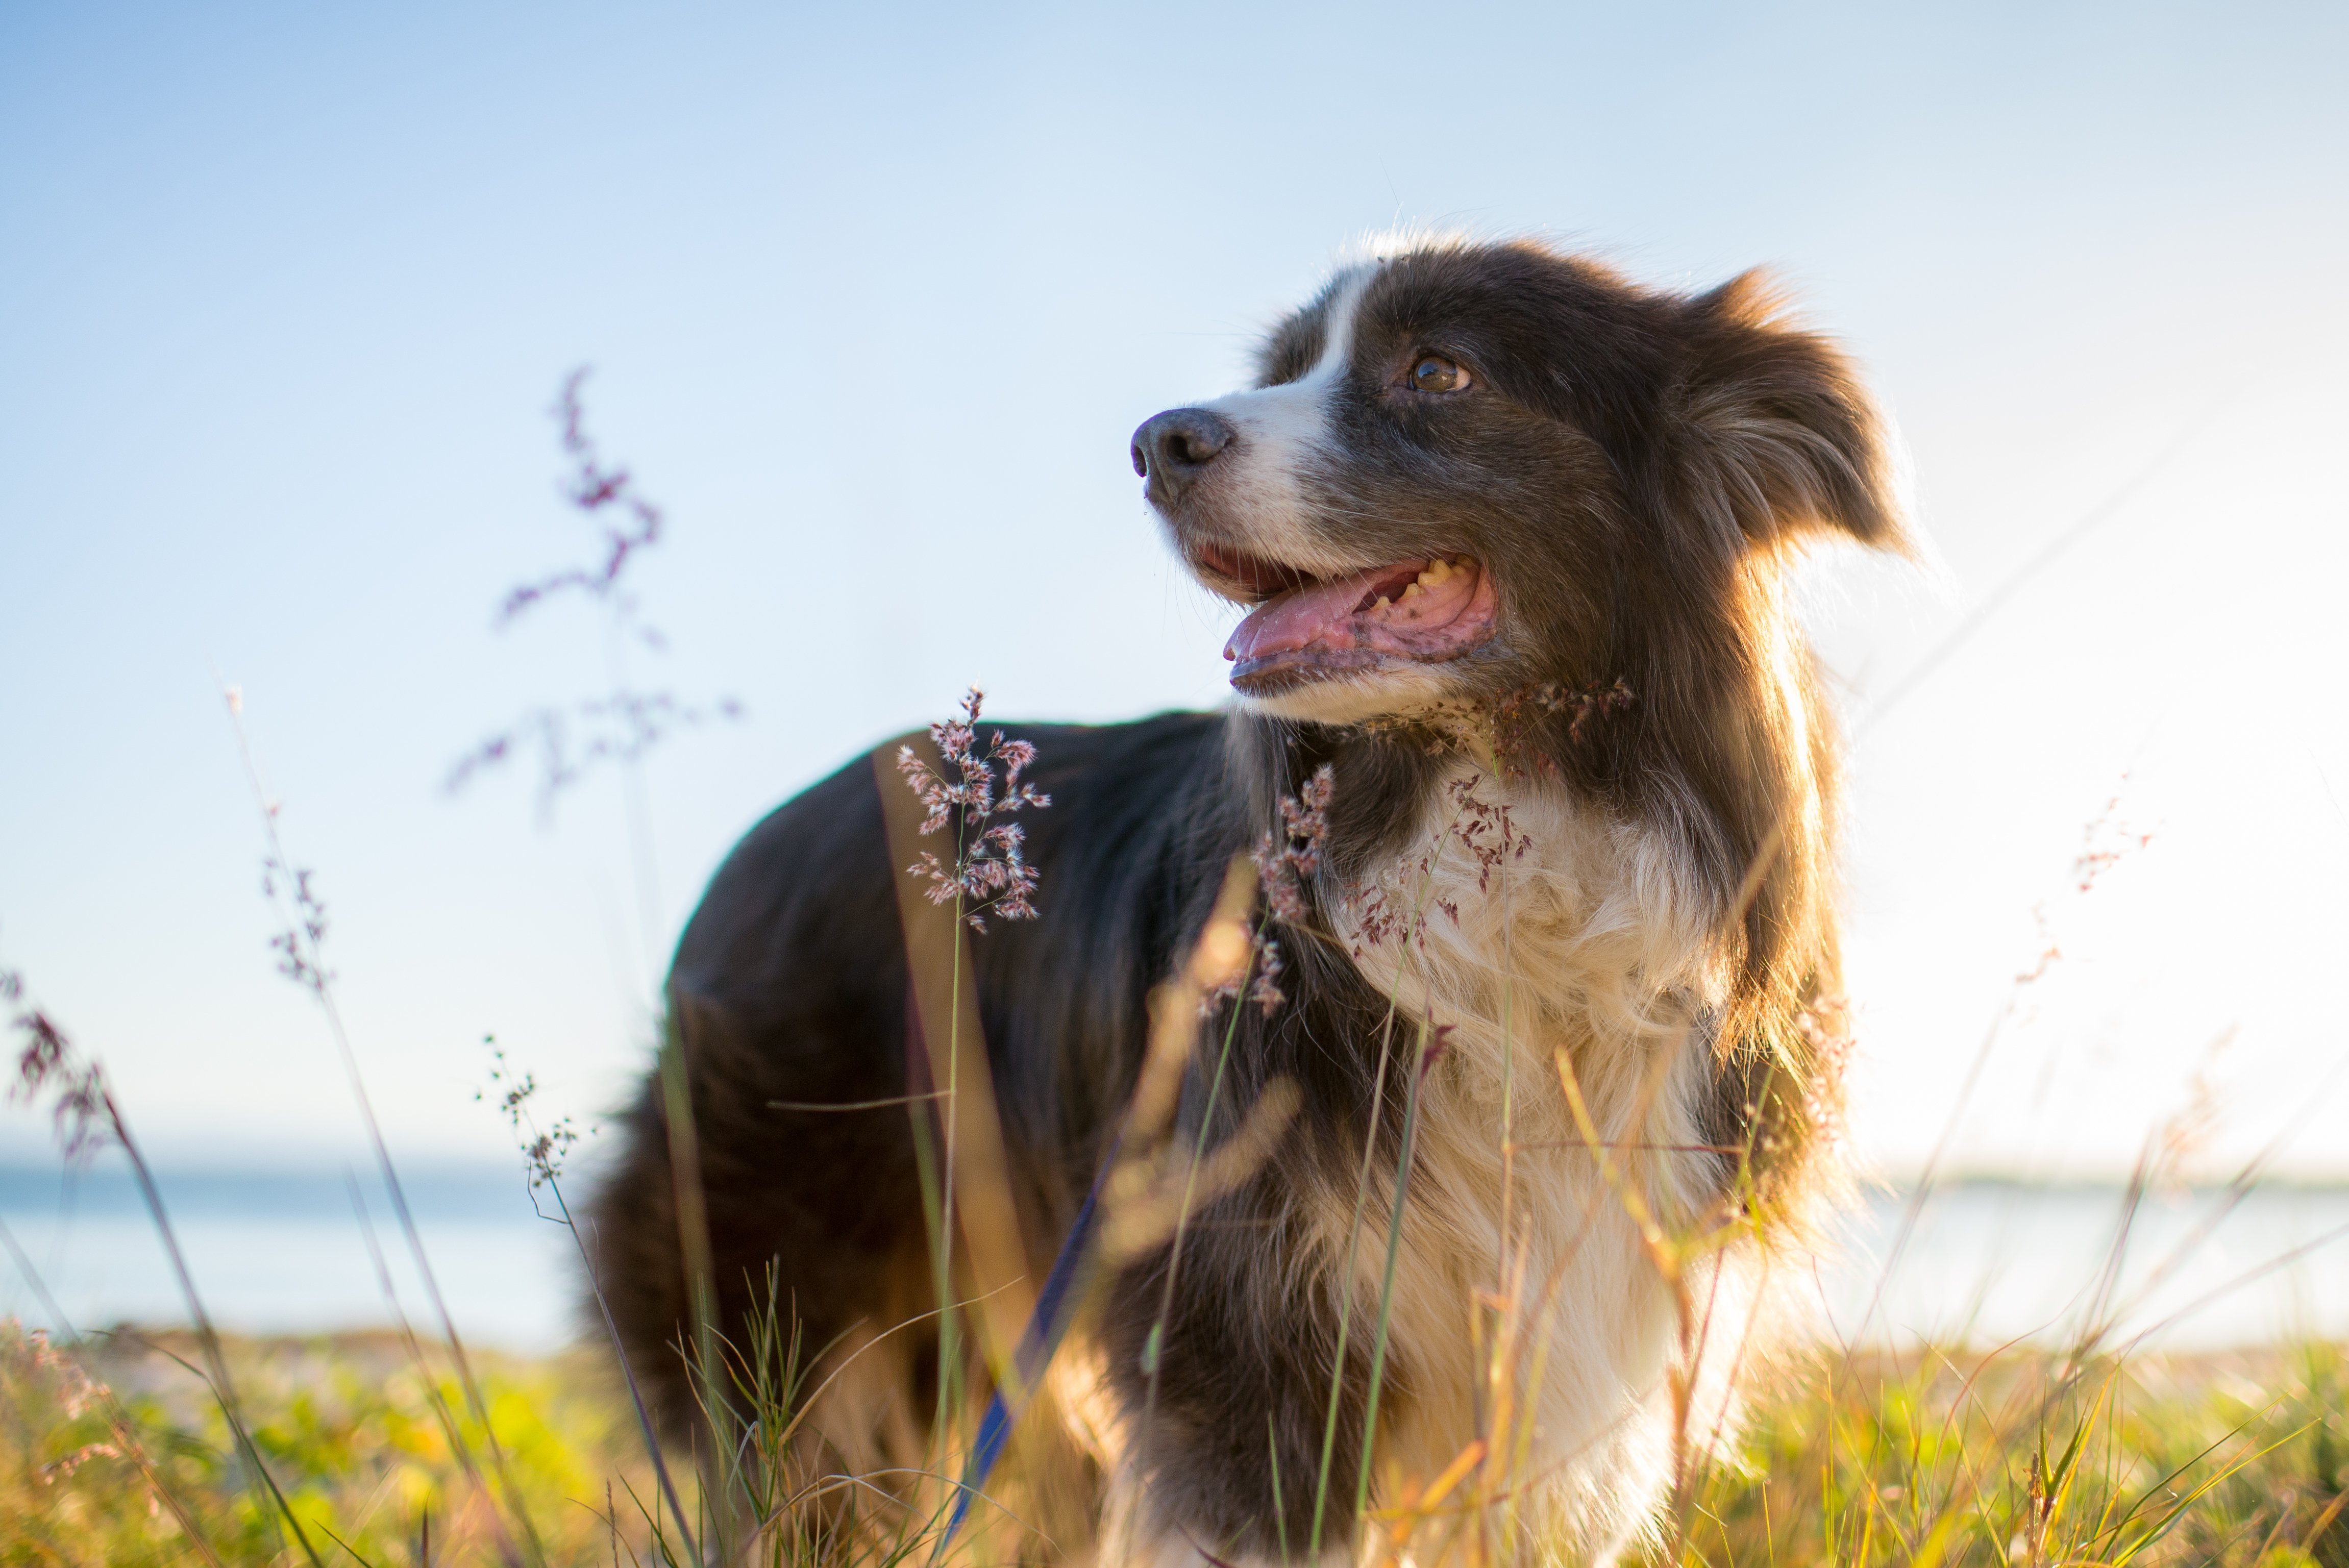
[{"x1": 1674, "y1": 270, "x2": 1912, "y2": 555}]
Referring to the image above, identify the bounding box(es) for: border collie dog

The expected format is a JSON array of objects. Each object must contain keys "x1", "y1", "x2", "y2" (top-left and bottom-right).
[{"x1": 589, "y1": 235, "x2": 1905, "y2": 1563}]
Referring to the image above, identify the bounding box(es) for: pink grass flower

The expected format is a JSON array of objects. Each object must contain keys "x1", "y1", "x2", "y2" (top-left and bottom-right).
[
  {"x1": 1255, "y1": 763, "x2": 1333, "y2": 929},
  {"x1": 1202, "y1": 762, "x2": 1336, "y2": 1016},
  {"x1": 897, "y1": 688, "x2": 1052, "y2": 932},
  {"x1": 5, "y1": 969, "x2": 115, "y2": 1161}
]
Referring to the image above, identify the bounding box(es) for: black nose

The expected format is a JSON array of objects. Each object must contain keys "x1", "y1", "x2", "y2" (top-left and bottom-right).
[{"x1": 1131, "y1": 407, "x2": 1236, "y2": 506}]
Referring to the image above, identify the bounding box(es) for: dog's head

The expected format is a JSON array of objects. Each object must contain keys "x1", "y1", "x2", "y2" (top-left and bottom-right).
[{"x1": 1134, "y1": 236, "x2": 1908, "y2": 729}]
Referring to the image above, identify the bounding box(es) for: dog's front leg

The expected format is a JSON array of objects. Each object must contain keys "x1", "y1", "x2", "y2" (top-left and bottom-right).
[{"x1": 1093, "y1": 1203, "x2": 1368, "y2": 1568}]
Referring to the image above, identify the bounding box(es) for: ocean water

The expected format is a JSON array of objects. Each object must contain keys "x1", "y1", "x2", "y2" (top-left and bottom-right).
[
  {"x1": 0, "y1": 1162, "x2": 578, "y2": 1351},
  {"x1": 1813, "y1": 1180, "x2": 2349, "y2": 1350},
  {"x1": 3, "y1": 1162, "x2": 2344, "y2": 1354}
]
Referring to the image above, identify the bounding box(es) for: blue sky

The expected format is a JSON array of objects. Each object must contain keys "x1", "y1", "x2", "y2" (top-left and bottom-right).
[{"x1": 3, "y1": 1, "x2": 2346, "y2": 1180}]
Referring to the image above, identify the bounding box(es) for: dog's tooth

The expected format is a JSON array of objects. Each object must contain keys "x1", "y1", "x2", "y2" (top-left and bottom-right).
[
  {"x1": 1374, "y1": 595, "x2": 1391, "y2": 610},
  {"x1": 1402, "y1": 581, "x2": 1423, "y2": 601}
]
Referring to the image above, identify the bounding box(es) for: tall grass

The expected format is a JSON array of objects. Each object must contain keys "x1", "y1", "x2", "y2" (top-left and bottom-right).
[
  {"x1": 4, "y1": 377, "x2": 2343, "y2": 1567},
  {"x1": 5, "y1": 1257, "x2": 2343, "y2": 1564},
  {"x1": 11, "y1": 751, "x2": 2340, "y2": 1565}
]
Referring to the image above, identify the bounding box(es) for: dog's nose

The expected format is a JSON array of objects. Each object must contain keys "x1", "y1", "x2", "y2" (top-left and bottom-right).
[{"x1": 1131, "y1": 408, "x2": 1236, "y2": 506}]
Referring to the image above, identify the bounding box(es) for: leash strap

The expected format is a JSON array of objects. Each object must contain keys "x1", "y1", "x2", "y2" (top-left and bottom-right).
[{"x1": 930, "y1": 1138, "x2": 1118, "y2": 1561}]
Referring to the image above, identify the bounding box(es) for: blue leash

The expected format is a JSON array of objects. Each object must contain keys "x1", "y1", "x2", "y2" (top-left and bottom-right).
[{"x1": 929, "y1": 1145, "x2": 1115, "y2": 1561}]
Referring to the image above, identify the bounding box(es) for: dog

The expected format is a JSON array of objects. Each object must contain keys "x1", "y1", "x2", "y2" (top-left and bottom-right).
[{"x1": 585, "y1": 233, "x2": 1906, "y2": 1563}]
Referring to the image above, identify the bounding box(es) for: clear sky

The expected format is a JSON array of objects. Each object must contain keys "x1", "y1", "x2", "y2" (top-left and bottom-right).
[{"x1": 4, "y1": 2, "x2": 2345, "y2": 1182}]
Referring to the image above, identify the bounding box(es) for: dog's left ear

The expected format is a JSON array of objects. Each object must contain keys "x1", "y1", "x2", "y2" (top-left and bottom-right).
[{"x1": 1674, "y1": 269, "x2": 1911, "y2": 554}]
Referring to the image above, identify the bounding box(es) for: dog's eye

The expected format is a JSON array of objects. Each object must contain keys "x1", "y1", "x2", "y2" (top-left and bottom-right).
[{"x1": 1407, "y1": 355, "x2": 1471, "y2": 393}]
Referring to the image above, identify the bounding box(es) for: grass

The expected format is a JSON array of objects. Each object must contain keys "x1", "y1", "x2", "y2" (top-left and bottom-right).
[
  {"x1": 11, "y1": 737, "x2": 2341, "y2": 1566},
  {"x1": 8, "y1": 377, "x2": 2343, "y2": 1565},
  {"x1": 0, "y1": 1324, "x2": 650, "y2": 1566},
  {"x1": 1644, "y1": 1342, "x2": 2349, "y2": 1567},
  {"x1": 4, "y1": 1321, "x2": 2342, "y2": 1565}
]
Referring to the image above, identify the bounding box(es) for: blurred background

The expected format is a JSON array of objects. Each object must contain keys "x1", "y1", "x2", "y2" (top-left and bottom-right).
[{"x1": 4, "y1": 2, "x2": 2346, "y2": 1352}]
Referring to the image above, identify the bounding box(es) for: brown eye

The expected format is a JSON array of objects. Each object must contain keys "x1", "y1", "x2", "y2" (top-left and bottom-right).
[{"x1": 1408, "y1": 355, "x2": 1470, "y2": 393}]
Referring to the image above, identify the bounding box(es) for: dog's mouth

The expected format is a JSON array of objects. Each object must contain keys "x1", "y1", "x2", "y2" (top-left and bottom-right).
[{"x1": 1190, "y1": 544, "x2": 1500, "y2": 691}]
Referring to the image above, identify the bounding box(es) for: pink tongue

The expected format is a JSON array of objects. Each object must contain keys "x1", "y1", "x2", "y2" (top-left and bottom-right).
[{"x1": 1226, "y1": 566, "x2": 1395, "y2": 663}]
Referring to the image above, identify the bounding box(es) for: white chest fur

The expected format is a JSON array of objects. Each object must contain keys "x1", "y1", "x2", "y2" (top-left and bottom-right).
[{"x1": 1315, "y1": 764, "x2": 1752, "y2": 1557}]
